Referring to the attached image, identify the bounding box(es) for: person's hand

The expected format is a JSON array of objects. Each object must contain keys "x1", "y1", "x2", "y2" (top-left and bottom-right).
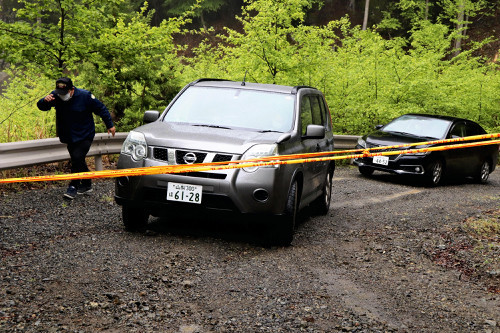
[
  {"x1": 108, "y1": 126, "x2": 116, "y2": 137},
  {"x1": 44, "y1": 94, "x2": 55, "y2": 102}
]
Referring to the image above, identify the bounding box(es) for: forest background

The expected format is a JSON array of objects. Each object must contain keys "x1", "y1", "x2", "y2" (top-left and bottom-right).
[{"x1": 0, "y1": 0, "x2": 499, "y2": 143}]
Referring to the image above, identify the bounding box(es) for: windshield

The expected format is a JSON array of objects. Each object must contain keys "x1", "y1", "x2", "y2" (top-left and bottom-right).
[
  {"x1": 163, "y1": 86, "x2": 295, "y2": 132},
  {"x1": 382, "y1": 115, "x2": 451, "y2": 139}
]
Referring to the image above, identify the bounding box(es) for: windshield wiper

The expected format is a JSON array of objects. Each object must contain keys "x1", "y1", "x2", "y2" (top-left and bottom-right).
[
  {"x1": 258, "y1": 130, "x2": 283, "y2": 133},
  {"x1": 385, "y1": 130, "x2": 419, "y2": 137},
  {"x1": 192, "y1": 124, "x2": 232, "y2": 130}
]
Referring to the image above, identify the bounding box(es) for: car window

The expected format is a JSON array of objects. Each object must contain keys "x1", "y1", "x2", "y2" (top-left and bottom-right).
[
  {"x1": 310, "y1": 96, "x2": 324, "y2": 126},
  {"x1": 465, "y1": 122, "x2": 486, "y2": 136},
  {"x1": 300, "y1": 96, "x2": 313, "y2": 135},
  {"x1": 163, "y1": 86, "x2": 295, "y2": 132},
  {"x1": 449, "y1": 122, "x2": 467, "y2": 138},
  {"x1": 382, "y1": 115, "x2": 450, "y2": 139}
]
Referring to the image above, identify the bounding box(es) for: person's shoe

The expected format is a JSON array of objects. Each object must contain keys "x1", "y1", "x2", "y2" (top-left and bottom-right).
[
  {"x1": 64, "y1": 186, "x2": 77, "y2": 200},
  {"x1": 77, "y1": 184, "x2": 93, "y2": 195}
]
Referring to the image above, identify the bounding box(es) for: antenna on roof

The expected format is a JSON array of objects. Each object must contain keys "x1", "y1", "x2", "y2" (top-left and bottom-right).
[{"x1": 242, "y1": 70, "x2": 248, "y2": 86}]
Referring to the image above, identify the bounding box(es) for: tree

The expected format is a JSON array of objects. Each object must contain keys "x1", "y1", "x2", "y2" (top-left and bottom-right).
[{"x1": 0, "y1": 0, "x2": 189, "y2": 130}]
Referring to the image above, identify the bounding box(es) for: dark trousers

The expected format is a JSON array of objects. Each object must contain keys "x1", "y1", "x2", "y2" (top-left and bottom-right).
[{"x1": 67, "y1": 139, "x2": 93, "y2": 188}]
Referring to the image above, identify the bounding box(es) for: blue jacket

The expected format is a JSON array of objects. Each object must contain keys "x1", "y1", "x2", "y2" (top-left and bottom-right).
[{"x1": 37, "y1": 87, "x2": 114, "y2": 144}]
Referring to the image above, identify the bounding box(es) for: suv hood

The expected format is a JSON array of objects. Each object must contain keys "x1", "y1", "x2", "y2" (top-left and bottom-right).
[{"x1": 135, "y1": 122, "x2": 287, "y2": 154}]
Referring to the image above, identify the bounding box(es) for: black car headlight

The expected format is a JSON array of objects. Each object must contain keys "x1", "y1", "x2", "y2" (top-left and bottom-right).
[{"x1": 357, "y1": 138, "x2": 366, "y2": 148}]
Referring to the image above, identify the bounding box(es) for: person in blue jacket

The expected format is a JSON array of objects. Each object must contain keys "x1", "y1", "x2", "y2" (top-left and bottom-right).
[{"x1": 37, "y1": 77, "x2": 116, "y2": 199}]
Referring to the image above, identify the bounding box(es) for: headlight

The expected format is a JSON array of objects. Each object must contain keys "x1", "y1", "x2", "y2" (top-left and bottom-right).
[
  {"x1": 405, "y1": 145, "x2": 430, "y2": 156},
  {"x1": 357, "y1": 138, "x2": 366, "y2": 148},
  {"x1": 241, "y1": 144, "x2": 279, "y2": 173},
  {"x1": 121, "y1": 131, "x2": 148, "y2": 161}
]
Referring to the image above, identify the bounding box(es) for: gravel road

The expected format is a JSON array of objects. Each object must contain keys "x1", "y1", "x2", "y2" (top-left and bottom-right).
[{"x1": 1, "y1": 166, "x2": 499, "y2": 332}]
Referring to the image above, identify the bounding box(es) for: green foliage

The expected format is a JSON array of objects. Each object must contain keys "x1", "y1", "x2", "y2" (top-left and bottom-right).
[
  {"x1": 183, "y1": 0, "x2": 500, "y2": 134},
  {"x1": 0, "y1": 70, "x2": 55, "y2": 142},
  {"x1": 1, "y1": 0, "x2": 499, "y2": 143}
]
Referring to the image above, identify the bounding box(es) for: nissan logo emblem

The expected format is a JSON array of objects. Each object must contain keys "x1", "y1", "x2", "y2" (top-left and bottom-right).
[{"x1": 183, "y1": 152, "x2": 197, "y2": 164}]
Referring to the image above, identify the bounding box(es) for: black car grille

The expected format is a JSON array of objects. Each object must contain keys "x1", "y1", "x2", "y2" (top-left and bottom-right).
[
  {"x1": 153, "y1": 147, "x2": 169, "y2": 161},
  {"x1": 213, "y1": 154, "x2": 233, "y2": 163},
  {"x1": 367, "y1": 145, "x2": 405, "y2": 160},
  {"x1": 152, "y1": 148, "x2": 234, "y2": 166},
  {"x1": 176, "y1": 150, "x2": 207, "y2": 164}
]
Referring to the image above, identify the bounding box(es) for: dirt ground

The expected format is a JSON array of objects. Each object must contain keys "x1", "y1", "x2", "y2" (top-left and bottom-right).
[{"x1": 1, "y1": 166, "x2": 499, "y2": 332}]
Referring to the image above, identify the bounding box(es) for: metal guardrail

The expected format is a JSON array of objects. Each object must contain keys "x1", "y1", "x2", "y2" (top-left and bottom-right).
[{"x1": 0, "y1": 133, "x2": 360, "y2": 171}]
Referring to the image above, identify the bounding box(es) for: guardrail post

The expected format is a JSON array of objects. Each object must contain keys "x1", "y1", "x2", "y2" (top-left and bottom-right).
[{"x1": 95, "y1": 155, "x2": 103, "y2": 171}]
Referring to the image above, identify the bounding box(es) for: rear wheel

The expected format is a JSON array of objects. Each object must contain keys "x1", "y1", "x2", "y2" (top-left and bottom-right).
[
  {"x1": 426, "y1": 159, "x2": 444, "y2": 186},
  {"x1": 312, "y1": 170, "x2": 333, "y2": 215},
  {"x1": 122, "y1": 204, "x2": 149, "y2": 231},
  {"x1": 359, "y1": 166, "x2": 374, "y2": 176},
  {"x1": 475, "y1": 160, "x2": 490, "y2": 184}
]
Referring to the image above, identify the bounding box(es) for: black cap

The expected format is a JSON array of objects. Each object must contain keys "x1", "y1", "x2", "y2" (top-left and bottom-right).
[{"x1": 55, "y1": 77, "x2": 73, "y2": 95}]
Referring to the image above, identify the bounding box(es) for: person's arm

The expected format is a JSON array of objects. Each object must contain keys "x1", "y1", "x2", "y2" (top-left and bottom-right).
[
  {"x1": 37, "y1": 93, "x2": 56, "y2": 111},
  {"x1": 90, "y1": 93, "x2": 115, "y2": 136}
]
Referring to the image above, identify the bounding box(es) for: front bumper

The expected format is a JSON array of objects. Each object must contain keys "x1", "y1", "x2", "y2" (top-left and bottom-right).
[
  {"x1": 352, "y1": 147, "x2": 430, "y2": 175},
  {"x1": 114, "y1": 155, "x2": 294, "y2": 216}
]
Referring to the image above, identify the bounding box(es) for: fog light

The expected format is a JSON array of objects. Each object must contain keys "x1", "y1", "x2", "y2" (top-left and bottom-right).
[
  {"x1": 253, "y1": 189, "x2": 269, "y2": 202},
  {"x1": 415, "y1": 167, "x2": 421, "y2": 172}
]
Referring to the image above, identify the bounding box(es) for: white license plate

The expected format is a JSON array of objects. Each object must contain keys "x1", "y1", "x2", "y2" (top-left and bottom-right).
[
  {"x1": 167, "y1": 182, "x2": 202, "y2": 204},
  {"x1": 373, "y1": 156, "x2": 389, "y2": 166}
]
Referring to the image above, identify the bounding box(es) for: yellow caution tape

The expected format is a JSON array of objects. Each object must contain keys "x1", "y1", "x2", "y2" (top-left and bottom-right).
[{"x1": 0, "y1": 134, "x2": 499, "y2": 184}]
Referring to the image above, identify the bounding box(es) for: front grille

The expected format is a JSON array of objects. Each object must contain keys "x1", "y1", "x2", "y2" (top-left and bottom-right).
[
  {"x1": 213, "y1": 154, "x2": 233, "y2": 163},
  {"x1": 176, "y1": 150, "x2": 207, "y2": 164},
  {"x1": 153, "y1": 147, "x2": 169, "y2": 162}
]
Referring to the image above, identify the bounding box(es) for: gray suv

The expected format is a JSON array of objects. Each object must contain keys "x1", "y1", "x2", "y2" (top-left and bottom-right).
[{"x1": 115, "y1": 79, "x2": 335, "y2": 245}]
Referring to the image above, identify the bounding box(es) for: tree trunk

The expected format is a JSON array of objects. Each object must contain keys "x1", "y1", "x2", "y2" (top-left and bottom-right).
[
  {"x1": 453, "y1": 1, "x2": 465, "y2": 57},
  {"x1": 362, "y1": 0, "x2": 370, "y2": 30},
  {"x1": 348, "y1": 0, "x2": 355, "y2": 13},
  {"x1": 425, "y1": 0, "x2": 429, "y2": 20}
]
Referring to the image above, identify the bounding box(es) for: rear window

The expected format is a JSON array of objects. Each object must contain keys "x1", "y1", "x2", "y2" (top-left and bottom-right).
[{"x1": 163, "y1": 86, "x2": 295, "y2": 132}]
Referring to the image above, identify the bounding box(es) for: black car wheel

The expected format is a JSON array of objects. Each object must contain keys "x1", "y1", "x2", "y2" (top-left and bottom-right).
[
  {"x1": 359, "y1": 166, "x2": 374, "y2": 176},
  {"x1": 475, "y1": 160, "x2": 491, "y2": 184},
  {"x1": 312, "y1": 170, "x2": 332, "y2": 215},
  {"x1": 272, "y1": 180, "x2": 298, "y2": 247},
  {"x1": 426, "y1": 159, "x2": 444, "y2": 186},
  {"x1": 122, "y1": 204, "x2": 149, "y2": 231}
]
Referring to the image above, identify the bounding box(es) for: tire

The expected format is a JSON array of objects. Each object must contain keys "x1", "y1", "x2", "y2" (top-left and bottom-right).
[
  {"x1": 475, "y1": 160, "x2": 490, "y2": 184},
  {"x1": 122, "y1": 204, "x2": 149, "y2": 232},
  {"x1": 359, "y1": 166, "x2": 374, "y2": 176},
  {"x1": 426, "y1": 159, "x2": 444, "y2": 186},
  {"x1": 271, "y1": 180, "x2": 298, "y2": 247},
  {"x1": 312, "y1": 170, "x2": 333, "y2": 215}
]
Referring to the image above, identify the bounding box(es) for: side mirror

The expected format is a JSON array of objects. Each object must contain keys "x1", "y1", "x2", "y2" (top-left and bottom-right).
[
  {"x1": 375, "y1": 124, "x2": 383, "y2": 130},
  {"x1": 143, "y1": 110, "x2": 160, "y2": 123},
  {"x1": 304, "y1": 124, "x2": 325, "y2": 139}
]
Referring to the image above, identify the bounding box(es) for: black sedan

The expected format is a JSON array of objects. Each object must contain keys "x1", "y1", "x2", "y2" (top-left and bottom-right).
[{"x1": 353, "y1": 114, "x2": 499, "y2": 186}]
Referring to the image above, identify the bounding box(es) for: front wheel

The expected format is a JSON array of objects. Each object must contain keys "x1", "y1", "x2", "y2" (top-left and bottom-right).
[
  {"x1": 359, "y1": 166, "x2": 374, "y2": 176},
  {"x1": 475, "y1": 160, "x2": 490, "y2": 184},
  {"x1": 270, "y1": 180, "x2": 298, "y2": 247},
  {"x1": 426, "y1": 160, "x2": 444, "y2": 186},
  {"x1": 122, "y1": 204, "x2": 149, "y2": 231}
]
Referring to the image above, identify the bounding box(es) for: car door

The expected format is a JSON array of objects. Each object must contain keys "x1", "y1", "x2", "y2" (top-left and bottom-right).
[
  {"x1": 445, "y1": 121, "x2": 470, "y2": 175},
  {"x1": 299, "y1": 94, "x2": 330, "y2": 200}
]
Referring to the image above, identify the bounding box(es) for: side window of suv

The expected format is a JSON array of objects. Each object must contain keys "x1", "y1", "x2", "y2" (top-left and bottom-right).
[
  {"x1": 310, "y1": 95, "x2": 324, "y2": 127},
  {"x1": 300, "y1": 96, "x2": 313, "y2": 136},
  {"x1": 301, "y1": 95, "x2": 327, "y2": 135}
]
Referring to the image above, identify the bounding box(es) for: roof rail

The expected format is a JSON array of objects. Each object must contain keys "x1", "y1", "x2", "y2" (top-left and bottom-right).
[
  {"x1": 291, "y1": 85, "x2": 316, "y2": 94},
  {"x1": 190, "y1": 78, "x2": 232, "y2": 85}
]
